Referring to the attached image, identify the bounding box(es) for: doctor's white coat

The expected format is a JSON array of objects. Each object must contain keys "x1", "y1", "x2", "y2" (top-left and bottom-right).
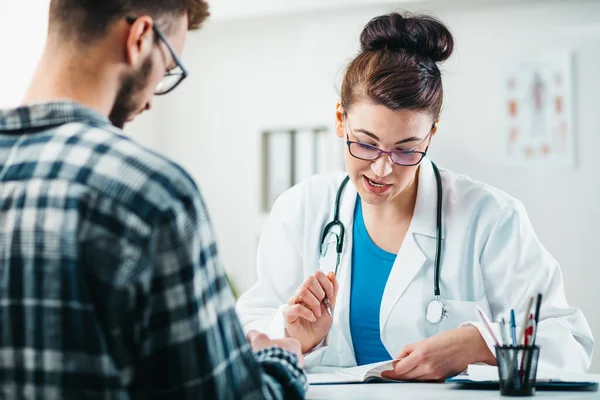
[{"x1": 236, "y1": 159, "x2": 594, "y2": 372}]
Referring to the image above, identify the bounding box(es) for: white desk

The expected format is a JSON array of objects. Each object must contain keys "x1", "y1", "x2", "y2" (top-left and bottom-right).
[{"x1": 307, "y1": 383, "x2": 599, "y2": 399}]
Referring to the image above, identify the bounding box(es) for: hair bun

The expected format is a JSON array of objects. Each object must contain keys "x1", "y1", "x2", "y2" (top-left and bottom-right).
[{"x1": 360, "y1": 13, "x2": 454, "y2": 63}]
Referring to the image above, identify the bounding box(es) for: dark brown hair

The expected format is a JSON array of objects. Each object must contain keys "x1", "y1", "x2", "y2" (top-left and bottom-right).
[
  {"x1": 49, "y1": 0, "x2": 209, "y2": 44},
  {"x1": 341, "y1": 12, "x2": 454, "y2": 119}
]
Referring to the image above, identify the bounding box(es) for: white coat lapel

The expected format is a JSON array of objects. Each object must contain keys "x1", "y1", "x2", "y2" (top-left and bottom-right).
[
  {"x1": 380, "y1": 159, "x2": 446, "y2": 330},
  {"x1": 379, "y1": 232, "x2": 427, "y2": 331}
]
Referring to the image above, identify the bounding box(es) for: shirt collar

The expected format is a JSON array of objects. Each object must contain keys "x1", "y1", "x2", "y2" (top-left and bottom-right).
[{"x1": 0, "y1": 101, "x2": 111, "y2": 133}]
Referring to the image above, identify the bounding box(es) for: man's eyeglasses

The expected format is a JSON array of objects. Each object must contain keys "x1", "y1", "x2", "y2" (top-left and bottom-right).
[
  {"x1": 344, "y1": 117, "x2": 434, "y2": 167},
  {"x1": 126, "y1": 17, "x2": 188, "y2": 95}
]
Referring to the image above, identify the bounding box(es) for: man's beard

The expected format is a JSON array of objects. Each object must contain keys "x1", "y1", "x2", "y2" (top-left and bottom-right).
[{"x1": 109, "y1": 56, "x2": 154, "y2": 129}]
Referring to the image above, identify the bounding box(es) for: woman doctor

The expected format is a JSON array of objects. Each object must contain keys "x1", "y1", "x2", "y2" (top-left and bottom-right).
[{"x1": 236, "y1": 13, "x2": 594, "y2": 380}]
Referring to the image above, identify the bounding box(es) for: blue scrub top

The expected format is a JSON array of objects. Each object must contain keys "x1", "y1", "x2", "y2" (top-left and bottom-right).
[{"x1": 349, "y1": 196, "x2": 396, "y2": 365}]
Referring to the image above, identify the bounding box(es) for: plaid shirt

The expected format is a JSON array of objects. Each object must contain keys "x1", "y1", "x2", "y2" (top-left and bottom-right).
[{"x1": 0, "y1": 102, "x2": 308, "y2": 399}]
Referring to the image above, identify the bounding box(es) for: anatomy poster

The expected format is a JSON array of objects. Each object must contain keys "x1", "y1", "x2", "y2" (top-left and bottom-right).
[{"x1": 504, "y1": 52, "x2": 575, "y2": 167}]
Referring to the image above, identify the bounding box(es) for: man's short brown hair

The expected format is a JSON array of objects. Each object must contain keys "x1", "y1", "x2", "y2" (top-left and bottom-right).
[{"x1": 49, "y1": 0, "x2": 209, "y2": 43}]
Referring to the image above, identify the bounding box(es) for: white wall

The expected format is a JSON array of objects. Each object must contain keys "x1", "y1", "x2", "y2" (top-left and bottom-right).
[
  {"x1": 208, "y1": 0, "x2": 429, "y2": 21},
  {"x1": 0, "y1": 0, "x2": 164, "y2": 151},
  {"x1": 0, "y1": 1, "x2": 49, "y2": 108},
  {"x1": 155, "y1": 0, "x2": 600, "y2": 371}
]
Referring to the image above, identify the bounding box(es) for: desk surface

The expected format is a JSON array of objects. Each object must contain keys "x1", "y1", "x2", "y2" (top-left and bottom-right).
[{"x1": 307, "y1": 383, "x2": 599, "y2": 400}]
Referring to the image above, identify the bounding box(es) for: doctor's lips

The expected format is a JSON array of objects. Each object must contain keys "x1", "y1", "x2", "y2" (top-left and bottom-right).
[{"x1": 364, "y1": 176, "x2": 392, "y2": 194}]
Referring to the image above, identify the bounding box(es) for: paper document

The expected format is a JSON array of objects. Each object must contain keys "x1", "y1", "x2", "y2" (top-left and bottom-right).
[
  {"x1": 458, "y1": 364, "x2": 600, "y2": 384},
  {"x1": 308, "y1": 360, "x2": 401, "y2": 385}
]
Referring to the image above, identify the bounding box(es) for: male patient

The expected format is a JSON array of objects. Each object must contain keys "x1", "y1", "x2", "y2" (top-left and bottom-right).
[{"x1": 0, "y1": 1, "x2": 306, "y2": 399}]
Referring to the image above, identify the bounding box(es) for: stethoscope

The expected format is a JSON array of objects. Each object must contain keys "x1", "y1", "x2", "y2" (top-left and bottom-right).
[{"x1": 319, "y1": 161, "x2": 448, "y2": 324}]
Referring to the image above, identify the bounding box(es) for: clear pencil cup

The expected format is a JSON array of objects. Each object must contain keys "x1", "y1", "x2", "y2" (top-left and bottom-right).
[{"x1": 495, "y1": 345, "x2": 540, "y2": 397}]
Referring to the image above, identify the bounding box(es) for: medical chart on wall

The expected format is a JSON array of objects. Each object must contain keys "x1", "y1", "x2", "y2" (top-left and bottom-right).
[{"x1": 504, "y1": 52, "x2": 575, "y2": 167}]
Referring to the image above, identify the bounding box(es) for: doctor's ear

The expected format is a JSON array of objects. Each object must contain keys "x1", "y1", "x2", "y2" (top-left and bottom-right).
[{"x1": 335, "y1": 102, "x2": 346, "y2": 138}]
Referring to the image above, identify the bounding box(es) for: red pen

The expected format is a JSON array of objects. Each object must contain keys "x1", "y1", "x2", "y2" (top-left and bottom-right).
[
  {"x1": 524, "y1": 314, "x2": 534, "y2": 346},
  {"x1": 520, "y1": 314, "x2": 534, "y2": 382}
]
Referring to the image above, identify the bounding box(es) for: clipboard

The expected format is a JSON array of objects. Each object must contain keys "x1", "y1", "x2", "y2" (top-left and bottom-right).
[
  {"x1": 447, "y1": 377, "x2": 598, "y2": 392},
  {"x1": 447, "y1": 364, "x2": 599, "y2": 392}
]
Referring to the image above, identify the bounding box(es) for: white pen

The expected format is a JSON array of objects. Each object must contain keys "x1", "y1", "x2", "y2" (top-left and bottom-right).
[
  {"x1": 476, "y1": 306, "x2": 501, "y2": 347},
  {"x1": 499, "y1": 317, "x2": 510, "y2": 346}
]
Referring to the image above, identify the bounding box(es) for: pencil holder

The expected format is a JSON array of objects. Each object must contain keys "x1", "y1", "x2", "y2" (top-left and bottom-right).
[{"x1": 495, "y1": 345, "x2": 540, "y2": 397}]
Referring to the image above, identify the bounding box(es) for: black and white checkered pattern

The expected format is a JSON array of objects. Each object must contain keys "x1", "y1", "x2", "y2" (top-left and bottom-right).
[{"x1": 0, "y1": 101, "x2": 308, "y2": 399}]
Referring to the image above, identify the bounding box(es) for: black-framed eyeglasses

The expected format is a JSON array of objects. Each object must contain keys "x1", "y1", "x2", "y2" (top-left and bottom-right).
[
  {"x1": 346, "y1": 135, "x2": 429, "y2": 166},
  {"x1": 344, "y1": 116, "x2": 434, "y2": 166},
  {"x1": 126, "y1": 17, "x2": 188, "y2": 95}
]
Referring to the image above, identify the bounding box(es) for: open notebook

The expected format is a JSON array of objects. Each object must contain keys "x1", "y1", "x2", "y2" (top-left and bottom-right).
[
  {"x1": 308, "y1": 360, "x2": 401, "y2": 385},
  {"x1": 447, "y1": 364, "x2": 600, "y2": 391}
]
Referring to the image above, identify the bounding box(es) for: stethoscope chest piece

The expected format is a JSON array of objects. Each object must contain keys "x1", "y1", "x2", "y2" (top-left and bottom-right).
[{"x1": 425, "y1": 296, "x2": 448, "y2": 325}]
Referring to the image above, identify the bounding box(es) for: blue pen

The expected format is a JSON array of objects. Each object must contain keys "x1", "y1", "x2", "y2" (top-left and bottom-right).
[
  {"x1": 510, "y1": 309, "x2": 517, "y2": 346},
  {"x1": 509, "y1": 309, "x2": 520, "y2": 389}
]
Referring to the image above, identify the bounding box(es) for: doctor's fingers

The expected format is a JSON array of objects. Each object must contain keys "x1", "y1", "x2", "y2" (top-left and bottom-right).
[
  {"x1": 303, "y1": 275, "x2": 327, "y2": 302},
  {"x1": 396, "y1": 343, "x2": 416, "y2": 359},
  {"x1": 313, "y1": 272, "x2": 335, "y2": 300},
  {"x1": 392, "y1": 351, "x2": 421, "y2": 377},
  {"x1": 379, "y1": 367, "x2": 428, "y2": 382},
  {"x1": 290, "y1": 288, "x2": 322, "y2": 318},
  {"x1": 394, "y1": 353, "x2": 446, "y2": 381},
  {"x1": 392, "y1": 366, "x2": 432, "y2": 382},
  {"x1": 284, "y1": 303, "x2": 317, "y2": 324}
]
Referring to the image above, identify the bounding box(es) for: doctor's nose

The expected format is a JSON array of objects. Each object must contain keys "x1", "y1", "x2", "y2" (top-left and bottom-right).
[{"x1": 371, "y1": 154, "x2": 393, "y2": 178}]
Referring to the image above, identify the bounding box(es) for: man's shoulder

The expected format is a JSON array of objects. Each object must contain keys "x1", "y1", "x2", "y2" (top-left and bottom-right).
[{"x1": 53, "y1": 121, "x2": 201, "y2": 215}]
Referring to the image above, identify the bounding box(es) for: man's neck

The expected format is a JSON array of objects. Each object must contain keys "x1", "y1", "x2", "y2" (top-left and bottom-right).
[{"x1": 22, "y1": 46, "x2": 117, "y2": 117}]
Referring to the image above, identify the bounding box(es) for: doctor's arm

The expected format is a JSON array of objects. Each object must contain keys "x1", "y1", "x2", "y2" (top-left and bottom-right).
[
  {"x1": 471, "y1": 200, "x2": 594, "y2": 372},
  {"x1": 236, "y1": 192, "x2": 338, "y2": 355},
  {"x1": 386, "y1": 199, "x2": 594, "y2": 381}
]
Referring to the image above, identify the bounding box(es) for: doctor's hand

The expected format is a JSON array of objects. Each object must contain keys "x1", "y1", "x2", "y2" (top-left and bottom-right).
[
  {"x1": 246, "y1": 330, "x2": 304, "y2": 367},
  {"x1": 381, "y1": 326, "x2": 496, "y2": 382},
  {"x1": 283, "y1": 271, "x2": 339, "y2": 354}
]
